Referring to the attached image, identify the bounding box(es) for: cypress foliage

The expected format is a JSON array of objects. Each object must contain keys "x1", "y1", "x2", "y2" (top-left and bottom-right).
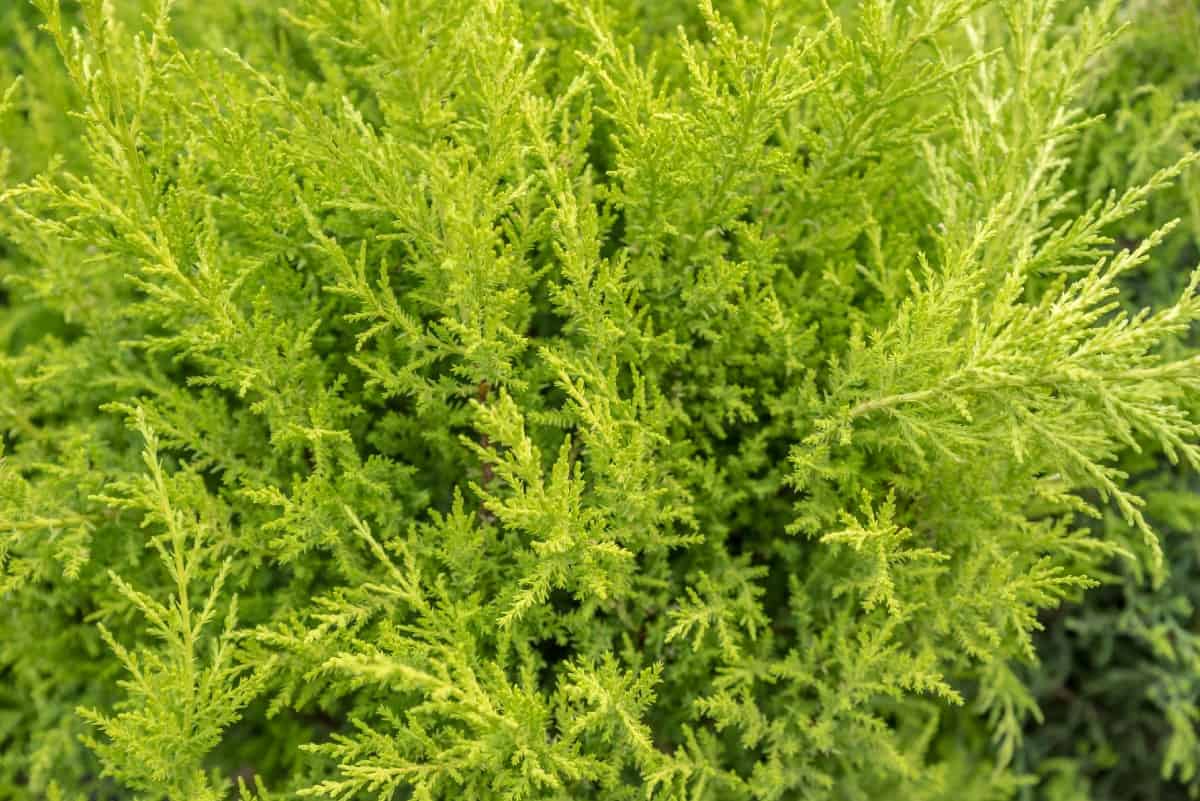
[
  {"x1": 1022, "y1": 3, "x2": 1200, "y2": 799},
  {"x1": 0, "y1": 1, "x2": 1196, "y2": 799}
]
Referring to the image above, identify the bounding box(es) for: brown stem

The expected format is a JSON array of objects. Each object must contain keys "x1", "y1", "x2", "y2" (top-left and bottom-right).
[
  {"x1": 476, "y1": 380, "x2": 496, "y2": 525},
  {"x1": 477, "y1": 380, "x2": 494, "y2": 487}
]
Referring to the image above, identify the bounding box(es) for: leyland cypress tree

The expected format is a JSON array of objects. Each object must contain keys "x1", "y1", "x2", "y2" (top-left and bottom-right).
[{"x1": 0, "y1": 1, "x2": 1197, "y2": 799}]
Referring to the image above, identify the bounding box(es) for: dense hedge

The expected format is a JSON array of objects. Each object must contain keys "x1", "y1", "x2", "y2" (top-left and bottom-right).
[{"x1": 1, "y1": 1, "x2": 1197, "y2": 799}]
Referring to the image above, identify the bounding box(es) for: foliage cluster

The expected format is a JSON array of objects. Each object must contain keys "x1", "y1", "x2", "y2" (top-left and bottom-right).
[
  {"x1": 0, "y1": 1, "x2": 1198, "y2": 799},
  {"x1": 1021, "y1": 3, "x2": 1200, "y2": 799}
]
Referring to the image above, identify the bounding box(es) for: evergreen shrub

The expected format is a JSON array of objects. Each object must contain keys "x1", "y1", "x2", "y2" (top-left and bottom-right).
[{"x1": 0, "y1": 1, "x2": 1198, "y2": 799}]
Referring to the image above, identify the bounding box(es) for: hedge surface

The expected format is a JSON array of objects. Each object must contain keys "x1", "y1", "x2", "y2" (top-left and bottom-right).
[{"x1": 0, "y1": 1, "x2": 1198, "y2": 799}]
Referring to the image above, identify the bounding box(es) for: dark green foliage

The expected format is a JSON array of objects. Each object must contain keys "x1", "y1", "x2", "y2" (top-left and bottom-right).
[
  {"x1": 1020, "y1": 4, "x2": 1200, "y2": 799},
  {"x1": 0, "y1": 1, "x2": 1197, "y2": 799}
]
